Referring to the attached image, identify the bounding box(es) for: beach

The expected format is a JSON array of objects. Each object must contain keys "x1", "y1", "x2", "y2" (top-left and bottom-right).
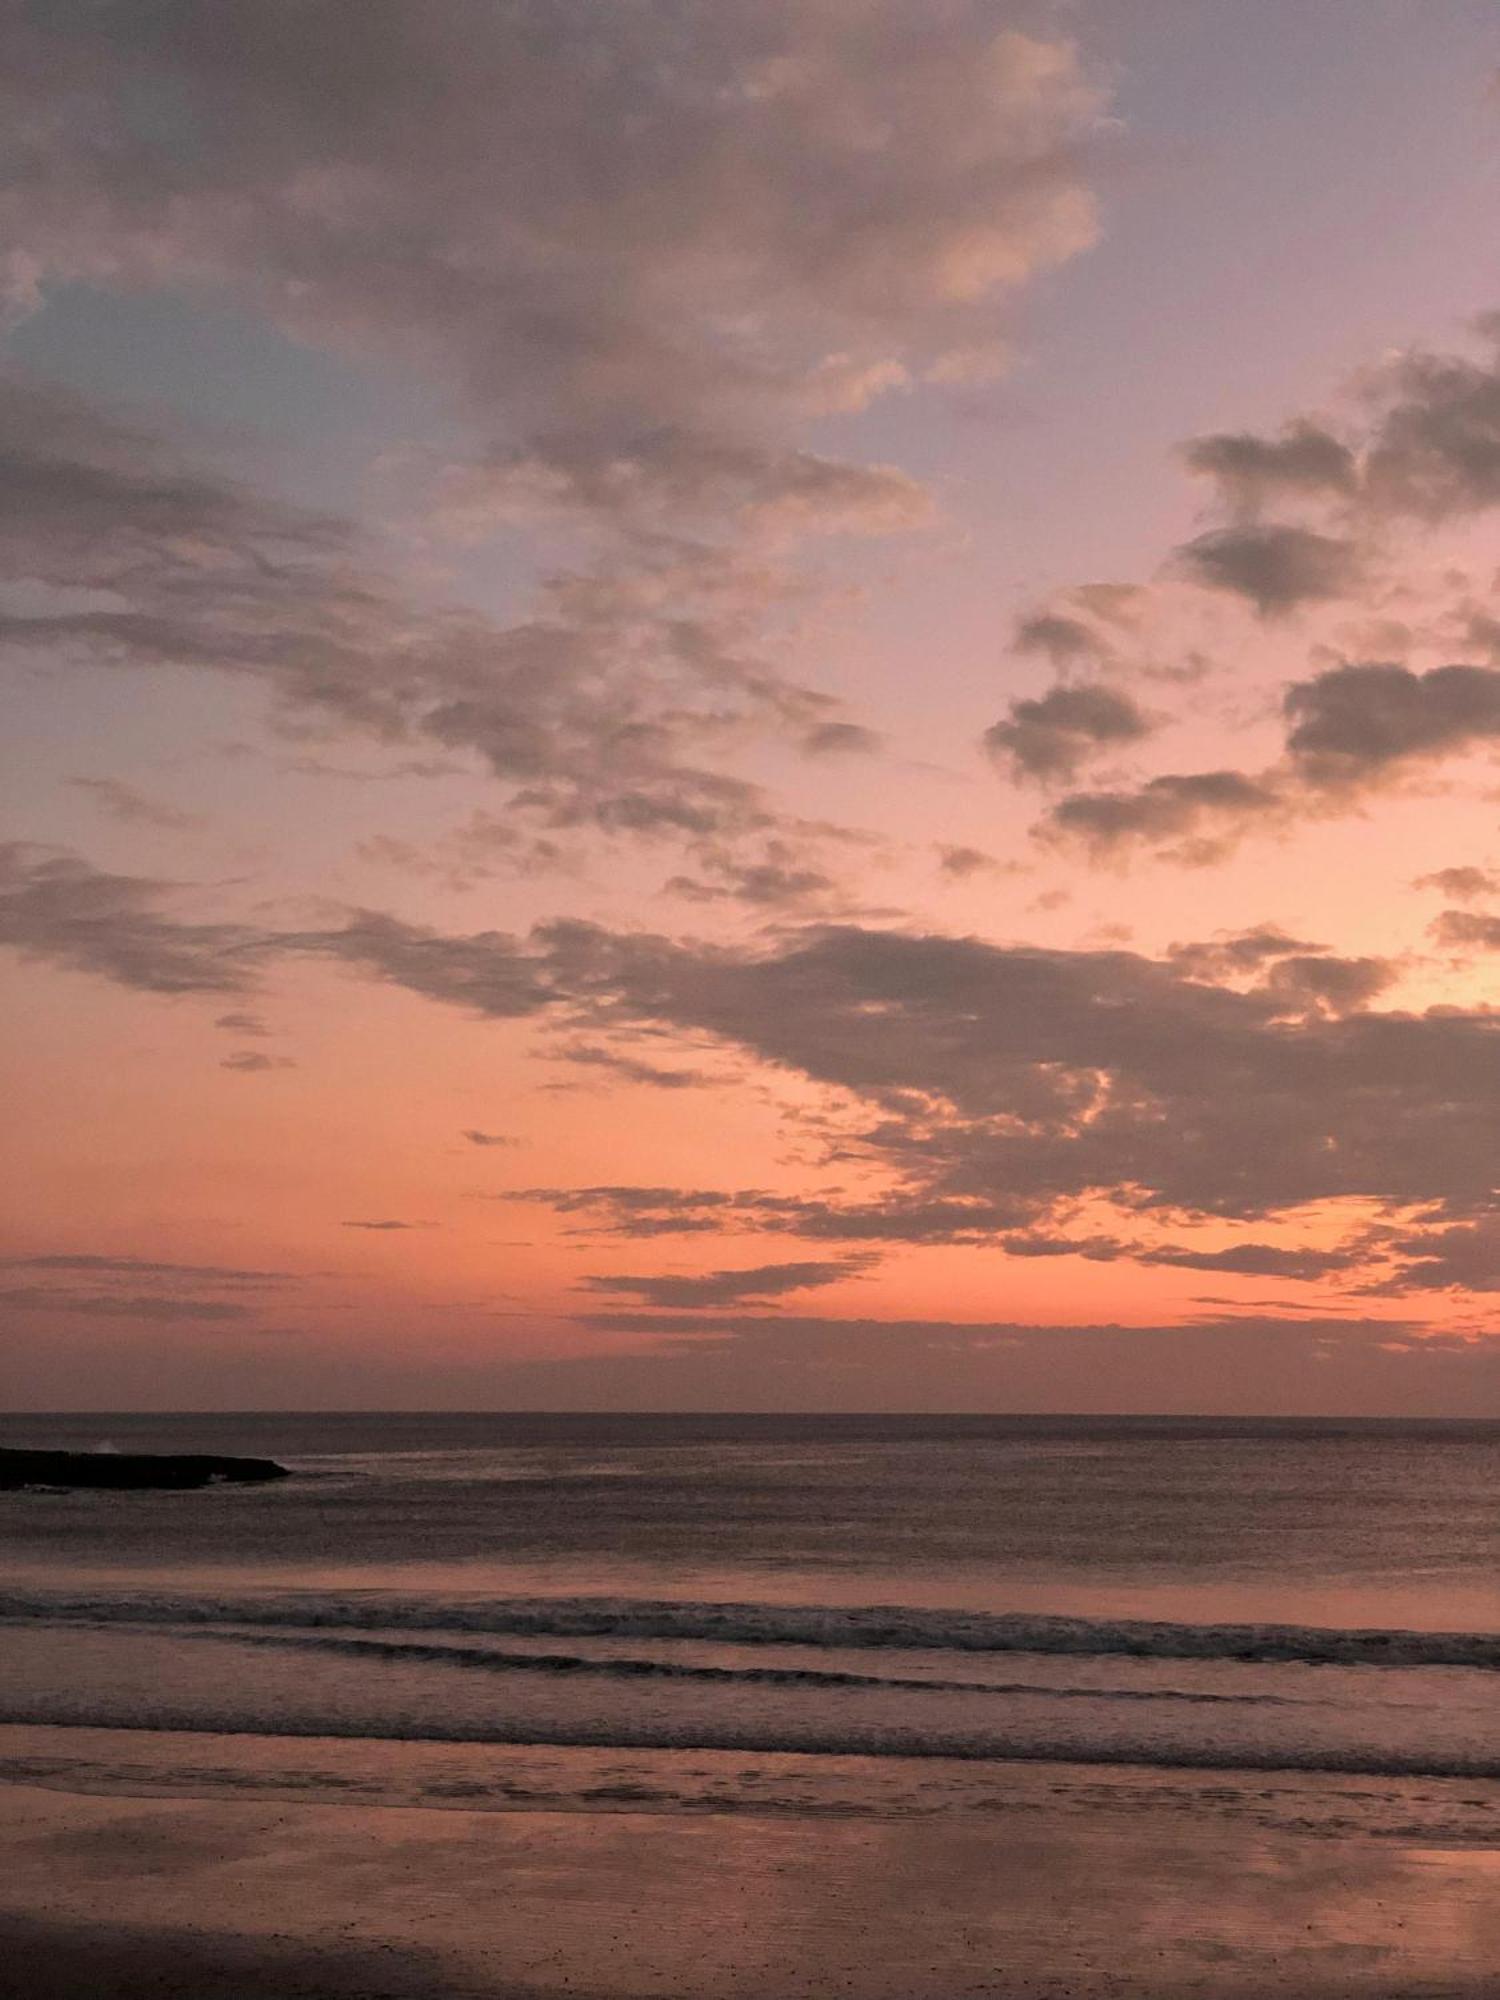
[
  {"x1": 6, "y1": 1416, "x2": 1500, "y2": 1997},
  {"x1": 5, "y1": 1730, "x2": 1500, "y2": 1999}
]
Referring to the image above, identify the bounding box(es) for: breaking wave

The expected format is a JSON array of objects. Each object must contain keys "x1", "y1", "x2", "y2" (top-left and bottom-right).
[
  {"x1": 175, "y1": 1628, "x2": 1307, "y2": 1705},
  {"x1": 5, "y1": 1586, "x2": 1499, "y2": 1671}
]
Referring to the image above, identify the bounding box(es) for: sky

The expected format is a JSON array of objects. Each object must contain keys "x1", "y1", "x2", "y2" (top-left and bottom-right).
[{"x1": 7, "y1": 0, "x2": 1500, "y2": 1413}]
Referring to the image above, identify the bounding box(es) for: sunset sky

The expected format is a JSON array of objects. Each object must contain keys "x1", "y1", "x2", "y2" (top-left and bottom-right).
[{"x1": 8, "y1": 0, "x2": 1500, "y2": 1411}]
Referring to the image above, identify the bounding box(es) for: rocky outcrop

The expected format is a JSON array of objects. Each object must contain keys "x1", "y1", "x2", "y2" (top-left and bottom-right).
[{"x1": 0, "y1": 1448, "x2": 291, "y2": 1490}]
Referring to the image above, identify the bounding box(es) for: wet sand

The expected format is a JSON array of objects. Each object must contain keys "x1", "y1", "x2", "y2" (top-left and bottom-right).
[{"x1": 6, "y1": 1748, "x2": 1500, "y2": 1999}]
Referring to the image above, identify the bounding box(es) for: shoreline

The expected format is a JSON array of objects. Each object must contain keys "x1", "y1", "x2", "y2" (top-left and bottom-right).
[
  {"x1": 6, "y1": 1729, "x2": 1500, "y2": 1997},
  {"x1": 10, "y1": 1722, "x2": 1500, "y2": 1837}
]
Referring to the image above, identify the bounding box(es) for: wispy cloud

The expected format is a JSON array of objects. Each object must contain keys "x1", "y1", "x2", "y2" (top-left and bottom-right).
[{"x1": 580, "y1": 1257, "x2": 877, "y2": 1309}]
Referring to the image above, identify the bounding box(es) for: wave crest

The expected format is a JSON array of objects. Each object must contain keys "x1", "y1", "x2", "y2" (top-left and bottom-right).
[{"x1": 5, "y1": 1587, "x2": 1499, "y2": 1670}]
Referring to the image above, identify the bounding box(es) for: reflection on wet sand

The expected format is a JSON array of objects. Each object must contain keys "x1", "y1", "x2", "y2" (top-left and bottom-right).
[{"x1": 6, "y1": 1766, "x2": 1500, "y2": 1998}]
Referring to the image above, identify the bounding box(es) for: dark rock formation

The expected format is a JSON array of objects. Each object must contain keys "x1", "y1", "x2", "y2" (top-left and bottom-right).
[{"x1": 0, "y1": 1448, "x2": 291, "y2": 1491}]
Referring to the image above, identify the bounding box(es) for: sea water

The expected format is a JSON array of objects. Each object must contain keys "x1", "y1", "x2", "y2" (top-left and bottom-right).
[{"x1": 4, "y1": 1414, "x2": 1499, "y2": 1829}]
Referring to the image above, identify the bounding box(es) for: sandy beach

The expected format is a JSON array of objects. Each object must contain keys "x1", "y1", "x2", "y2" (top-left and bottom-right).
[{"x1": 5, "y1": 1731, "x2": 1500, "y2": 1999}]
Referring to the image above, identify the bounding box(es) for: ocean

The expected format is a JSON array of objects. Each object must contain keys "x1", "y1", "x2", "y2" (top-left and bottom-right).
[{"x1": 4, "y1": 1413, "x2": 1500, "y2": 1834}]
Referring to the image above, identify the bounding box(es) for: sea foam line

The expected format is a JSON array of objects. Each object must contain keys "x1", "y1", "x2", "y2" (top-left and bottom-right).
[{"x1": 4, "y1": 1697, "x2": 1500, "y2": 1780}]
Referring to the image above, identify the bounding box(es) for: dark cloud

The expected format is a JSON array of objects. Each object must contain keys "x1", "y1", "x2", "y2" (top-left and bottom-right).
[
  {"x1": 1258, "y1": 954, "x2": 1395, "y2": 1019},
  {"x1": 1175, "y1": 524, "x2": 1361, "y2": 616},
  {"x1": 1012, "y1": 611, "x2": 1110, "y2": 668},
  {"x1": 0, "y1": 840, "x2": 271, "y2": 993},
  {"x1": 1371, "y1": 1215, "x2": 1500, "y2": 1293},
  {"x1": 1006, "y1": 584, "x2": 1203, "y2": 687},
  {"x1": 521, "y1": 1186, "x2": 741, "y2": 1238},
  {"x1": 580, "y1": 1257, "x2": 874, "y2": 1308},
  {"x1": 548, "y1": 1044, "x2": 710, "y2": 1092},
  {"x1": 1284, "y1": 661, "x2": 1500, "y2": 783},
  {"x1": 309, "y1": 908, "x2": 555, "y2": 1019},
  {"x1": 989, "y1": 1231, "x2": 1122, "y2": 1262},
  {"x1": 0, "y1": 375, "x2": 840, "y2": 863},
  {"x1": 936, "y1": 845, "x2": 1002, "y2": 879},
  {"x1": 1046, "y1": 659, "x2": 1500, "y2": 866},
  {"x1": 219, "y1": 1049, "x2": 295, "y2": 1072},
  {"x1": 1430, "y1": 908, "x2": 1500, "y2": 952},
  {"x1": 1, "y1": 1254, "x2": 288, "y2": 1284},
  {"x1": 1359, "y1": 331, "x2": 1500, "y2": 522},
  {"x1": 1413, "y1": 865, "x2": 1500, "y2": 901},
  {"x1": 1017, "y1": 336, "x2": 1500, "y2": 870},
  {"x1": 340, "y1": 1219, "x2": 430, "y2": 1232},
  {"x1": 985, "y1": 682, "x2": 1152, "y2": 784},
  {"x1": 461, "y1": 1130, "x2": 517, "y2": 1149},
  {"x1": 6, "y1": 3, "x2": 1102, "y2": 431},
  {"x1": 1142, "y1": 1242, "x2": 1358, "y2": 1281},
  {"x1": 1, "y1": 2, "x2": 1108, "y2": 889},
  {"x1": 0, "y1": 371, "x2": 339, "y2": 566},
  {"x1": 17, "y1": 848, "x2": 1500, "y2": 1289},
  {"x1": 1183, "y1": 325, "x2": 1500, "y2": 529},
  {"x1": 529, "y1": 1186, "x2": 1030, "y2": 1245},
  {"x1": 998, "y1": 1233, "x2": 1358, "y2": 1281},
  {"x1": 514, "y1": 1182, "x2": 1026, "y2": 1244},
  {"x1": 1008, "y1": 327, "x2": 1500, "y2": 870},
  {"x1": 464, "y1": 917, "x2": 1500, "y2": 1273},
  {"x1": 214, "y1": 1010, "x2": 272, "y2": 1037},
  {"x1": 1166, "y1": 927, "x2": 1322, "y2": 982},
  {"x1": 1181, "y1": 422, "x2": 1357, "y2": 515},
  {"x1": 664, "y1": 842, "x2": 841, "y2": 910},
  {"x1": 1043, "y1": 770, "x2": 1282, "y2": 863},
  {"x1": 749, "y1": 1195, "x2": 1035, "y2": 1242}
]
